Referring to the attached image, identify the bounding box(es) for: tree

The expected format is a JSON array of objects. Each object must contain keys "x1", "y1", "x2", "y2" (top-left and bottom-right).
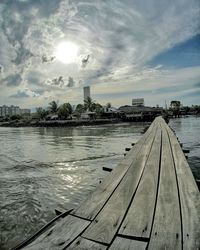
[
  {"x1": 58, "y1": 103, "x2": 73, "y2": 119},
  {"x1": 65, "y1": 103, "x2": 73, "y2": 116},
  {"x1": 192, "y1": 105, "x2": 200, "y2": 114},
  {"x1": 84, "y1": 97, "x2": 95, "y2": 111},
  {"x1": 182, "y1": 106, "x2": 190, "y2": 114},
  {"x1": 48, "y1": 101, "x2": 58, "y2": 114},
  {"x1": 74, "y1": 104, "x2": 85, "y2": 118},
  {"x1": 106, "y1": 102, "x2": 112, "y2": 109},
  {"x1": 95, "y1": 103, "x2": 103, "y2": 115},
  {"x1": 94, "y1": 103, "x2": 103, "y2": 118},
  {"x1": 170, "y1": 101, "x2": 181, "y2": 117},
  {"x1": 10, "y1": 114, "x2": 22, "y2": 121},
  {"x1": 36, "y1": 107, "x2": 48, "y2": 120},
  {"x1": 75, "y1": 104, "x2": 85, "y2": 113}
]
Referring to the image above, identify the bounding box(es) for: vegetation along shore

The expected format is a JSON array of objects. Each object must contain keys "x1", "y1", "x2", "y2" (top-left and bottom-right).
[{"x1": 0, "y1": 98, "x2": 200, "y2": 128}]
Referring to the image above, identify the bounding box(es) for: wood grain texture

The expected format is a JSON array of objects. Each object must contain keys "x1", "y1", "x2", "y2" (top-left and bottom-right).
[
  {"x1": 119, "y1": 127, "x2": 161, "y2": 238},
  {"x1": 72, "y1": 121, "x2": 157, "y2": 220},
  {"x1": 82, "y1": 126, "x2": 157, "y2": 244},
  {"x1": 165, "y1": 123, "x2": 200, "y2": 250},
  {"x1": 66, "y1": 237, "x2": 107, "y2": 250},
  {"x1": 109, "y1": 237, "x2": 147, "y2": 250},
  {"x1": 22, "y1": 215, "x2": 90, "y2": 250},
  {"x1": 148, "y1": 127, "x2": 182, "y2": 250}
]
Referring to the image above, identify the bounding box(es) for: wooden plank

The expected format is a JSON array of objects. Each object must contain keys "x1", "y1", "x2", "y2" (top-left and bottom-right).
[
  {"x1": 109, "y1": 237, "x2": 147, "y2": 250},
  {"x1": 72, "y1": 121, "x2": 158, "y2": 220},
  {"x1": 66, "y1": 237, "x2": 107, "y2": 250},
  {"x1": 82, "y1": 126, "x2": 157, "y2": 244},
  {"x1": 165, "y1": 123, "x2": 200, "y2": 250},
  {"x1": 23, "y1": 215, "x2": 90, "y2": 250},
  {"x1": 148, "y1": 127, "x2": 182, "y2": 250},
  {"x1": 119, "y1": 127, "x2": 161, "y2": 238}
]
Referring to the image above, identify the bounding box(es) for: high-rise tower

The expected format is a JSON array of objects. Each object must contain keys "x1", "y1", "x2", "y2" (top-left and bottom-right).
[{"x1": 83, "y1": 86, "x2": 90, "y2": 101}]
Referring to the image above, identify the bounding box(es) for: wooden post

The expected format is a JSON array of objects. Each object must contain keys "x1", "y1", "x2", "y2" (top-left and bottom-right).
[
  {"x1": 102, "y1": 167, "x2": 113, "y2": 172},
  {"x1": 196, "y1": 180, "x2": 200, "y2": 191}
]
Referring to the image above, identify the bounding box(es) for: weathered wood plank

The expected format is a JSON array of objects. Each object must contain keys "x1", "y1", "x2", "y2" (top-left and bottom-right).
[
  {"x1": 22, "y1": 215, "x2": 90, "y2": 250},
  {"x1": 66, "y1": 237, "x2": 107, "y2": 250},
  {"x1": 165, "y1": 123, "x2": 200, "y2": 250},
  {"x1": 82, "y1": 125, "x2": 158, "y2": 244},
  {"x1": 72, "y1": 121, "x2": 158, "y2": 220},
  {"x1": 109, "y1": 237, "x2": 147, "y2": 250},
  {"x1": 119, "y1": 127, "x2": 161, "y2": 238},
  {"x1": 148, "y1": 127, "x2": 182, "y2": 250}
]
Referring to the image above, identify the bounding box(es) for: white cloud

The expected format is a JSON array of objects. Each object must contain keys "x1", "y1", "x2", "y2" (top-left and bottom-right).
[
  {"x1": 0, "y1": 0, "x2": 199, "y2": 107},
  {"x1": 92, "y1": 66, "x2": 200, "y2": 106}
]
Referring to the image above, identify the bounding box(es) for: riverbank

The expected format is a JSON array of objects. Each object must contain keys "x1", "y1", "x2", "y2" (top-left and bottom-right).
[{"x1": 0, "y1": 118, "x2": 154, "y2": 128}]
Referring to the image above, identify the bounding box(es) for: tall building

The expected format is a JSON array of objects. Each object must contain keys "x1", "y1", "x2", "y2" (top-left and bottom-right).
[
  {"x1": 83, "y1": 86, "x2": 90, "y2": 101},
  {"x1": 132, "y1": 98, "x2": 144, "y2": 107}
]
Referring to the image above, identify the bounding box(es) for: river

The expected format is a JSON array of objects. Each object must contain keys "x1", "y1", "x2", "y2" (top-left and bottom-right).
[{"x1": 0, "y1": 117, "x2": 199, "y2": 249}]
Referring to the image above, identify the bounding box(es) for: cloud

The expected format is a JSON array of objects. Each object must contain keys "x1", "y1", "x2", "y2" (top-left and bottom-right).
[
  {"x1": 41, "y1": 55, "x2": 55, "y2": 63},
  {"x1": 92, "y1": 65, "x2": 200, "y2": 106},
  {"x1": 51, "y1": 76, "x2": 64, "y2": 86},
  {"x1": 0, "y1": 0, "x2": 200, "y2": 107},
  {"x1": 194, "y1": 82, "x2": 200, "y2": 88},
  {"x1": 81, "y1": 55, "x2": 90, "y2": 68},
  {"x1": 9, "y1": 88, "x2": 42, "y2": 99},
  {"x1": 10, "y1": 90, "x2": 29, "y2": 98},
  {"x1": 3, "y1": 74, "x2": 22, "y2": 86},
  {"x1": 67, "y1": 77, "x2": 75, "y2": 87},
  {"x1": 148, "y1": 34, "x2": 200, "y2": 69},
  {"x1": 44, "y1": 76, "x2": 76, "y2": 88}
]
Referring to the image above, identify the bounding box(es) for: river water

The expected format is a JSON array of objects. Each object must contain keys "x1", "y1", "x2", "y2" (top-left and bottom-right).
[{"x1": 0, "y1": 117, "x2": 199, "y2": 249}]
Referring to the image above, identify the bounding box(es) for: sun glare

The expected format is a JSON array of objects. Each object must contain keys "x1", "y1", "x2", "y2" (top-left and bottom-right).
[{"x1": 55, "y1": 41, "x2": 79, "y2": 64}]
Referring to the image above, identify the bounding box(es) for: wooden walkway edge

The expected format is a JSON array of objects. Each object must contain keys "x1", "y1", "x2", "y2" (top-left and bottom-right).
[{"x1": 15, "y1": 117, "x2": 200, "y2": 250}]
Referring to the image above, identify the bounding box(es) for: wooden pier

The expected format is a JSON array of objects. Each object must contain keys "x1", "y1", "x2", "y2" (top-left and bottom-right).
[{"x1": 15, "y1": 117, "x2": 200, "y2": 250}]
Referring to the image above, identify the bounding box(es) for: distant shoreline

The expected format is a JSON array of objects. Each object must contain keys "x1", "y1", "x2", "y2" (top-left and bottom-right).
[{"x1": 0, "y1": 118, "x2": 152, "y2": 128}]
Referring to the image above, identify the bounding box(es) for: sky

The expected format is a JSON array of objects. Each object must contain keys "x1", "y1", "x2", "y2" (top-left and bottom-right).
[{"x1": 0, "y1": 0, "x2": 200, "y2": 109}]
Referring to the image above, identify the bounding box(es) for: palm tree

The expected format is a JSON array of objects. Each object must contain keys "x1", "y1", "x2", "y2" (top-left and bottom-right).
[
  {"x1": 48, "y1": 101, "x2": 58, "y2": 114},
  {"x1": 84, "y1": 97, "x2": 95, "y2": 111}
]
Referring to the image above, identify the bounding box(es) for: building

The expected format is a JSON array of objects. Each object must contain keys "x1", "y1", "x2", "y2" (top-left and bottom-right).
[
  {"x1": 132, "y1": 98, "x2": 144, "y2": 107},
  {"x1": 80, "y1": 111, "x2": 96, "y2": 120},
  {"x1": 10, "y1": 105, "x2": 20, "y2": 115},
  {"x1": 0, "y1": 105, "x2": 31, "y2": 117},
  {"x1": 20, "y1": 109, "x2": 31, "y2": 115},
  {"x1": 83, "y1": 86, "x2": 90, "y2": 101},
  {"x1": 118, "y1": 105, "x2": 163, "y2": 121}
]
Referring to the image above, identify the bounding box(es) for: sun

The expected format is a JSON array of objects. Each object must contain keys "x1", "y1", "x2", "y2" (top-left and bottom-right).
[{"x1": 55, "y1": 41, "x2": 79, "y2": 64}]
